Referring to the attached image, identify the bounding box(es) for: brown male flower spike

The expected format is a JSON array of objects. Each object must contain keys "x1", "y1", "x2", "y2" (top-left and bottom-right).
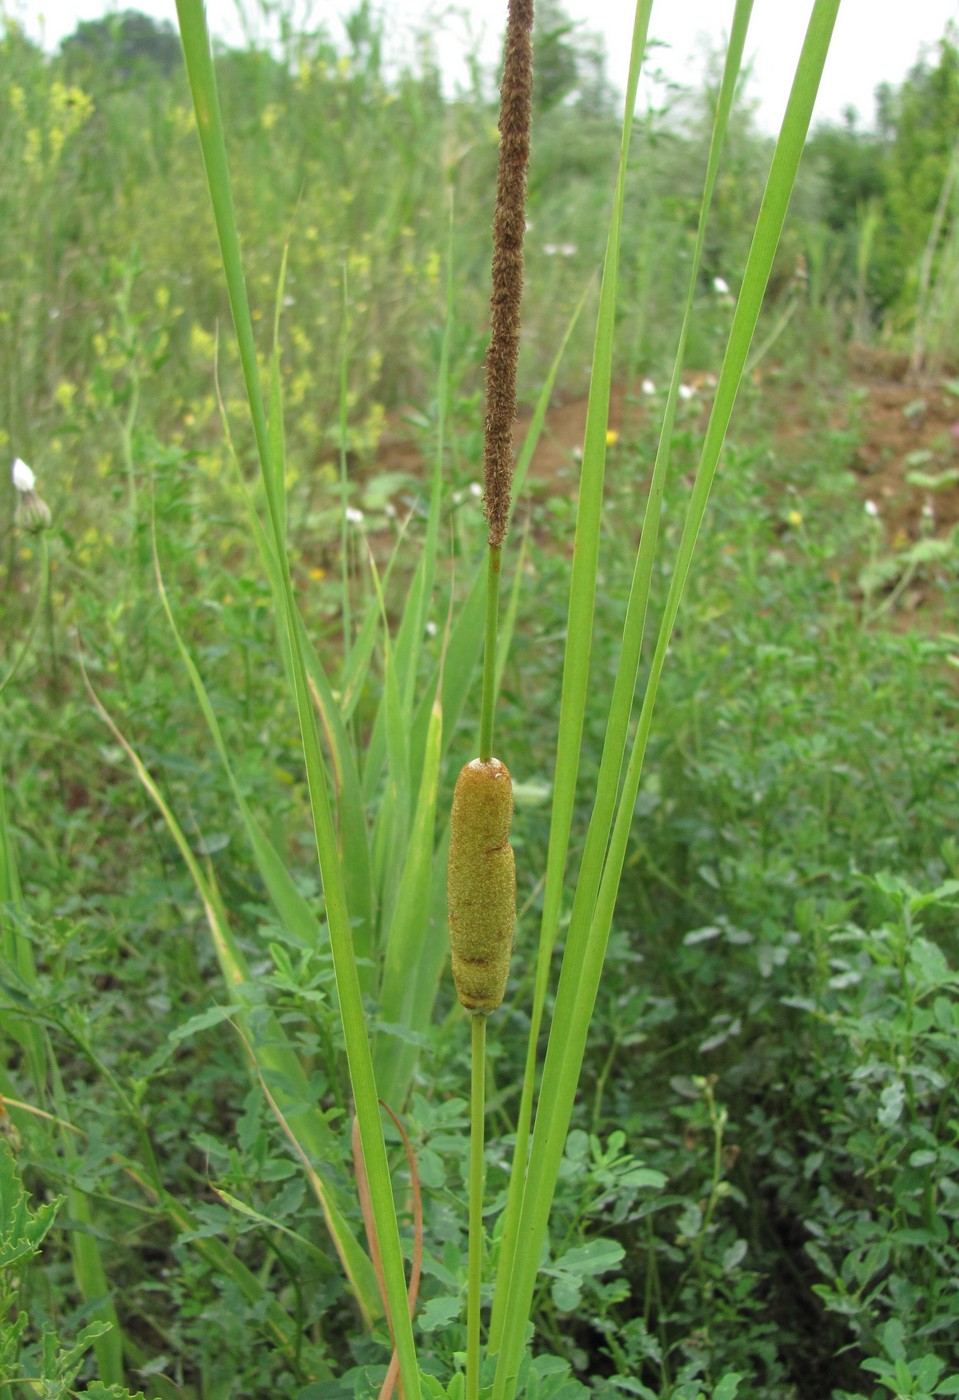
[{"x1": 483, "y1": 0, "x2": 534, "y2": 549}]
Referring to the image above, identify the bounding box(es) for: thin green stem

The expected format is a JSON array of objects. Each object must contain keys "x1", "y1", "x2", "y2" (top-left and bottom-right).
[
  {"x1": 39, "y1": 531, "x2": 62, "y2": 706},
  {"x1": 1, "y1": 534, "x2": 47, "y2": 699},
  {"x1": 479, "y1": 546, "x2": 502, "y2": 763},
  {"x1": 467, "y1": 1012, "x2": 487, "y2": 1400},
  {"x1": 339, "y1": 267, "x2": 352, "y2": 659}
]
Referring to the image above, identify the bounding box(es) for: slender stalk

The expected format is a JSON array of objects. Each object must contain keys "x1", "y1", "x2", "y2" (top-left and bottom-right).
[
  {"x1": 339, "y1": 267, "x2": 352, "y2": 656},
  {"x1": 1, "y1": 534, "x2": 46, "y2": 700},
  {"x1": 467, "y1": 1013, "x2": 487, "y2": 1400},
  {"x1": 478, "y1": 547, "x2": 502, "y2": 762}
]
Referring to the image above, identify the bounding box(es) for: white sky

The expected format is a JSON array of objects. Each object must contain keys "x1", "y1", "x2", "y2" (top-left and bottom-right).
[{"x1": 17, "y1": 0, "x2": 959, "y2": 132}]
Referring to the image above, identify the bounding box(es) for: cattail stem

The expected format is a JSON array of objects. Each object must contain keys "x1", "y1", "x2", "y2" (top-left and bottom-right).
[
  {"x1": 461, "y1": 5, "x2": 531, "y2": 1391},
  {"x1": 467, "y1": 1012, "x2": 487, "y2": 1400},
  {"x1": 479, "y1": 547, "x2": 502, "y2": 763}
]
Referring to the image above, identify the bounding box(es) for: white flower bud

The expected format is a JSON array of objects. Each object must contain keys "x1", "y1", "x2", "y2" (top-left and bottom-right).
[{"x1": 12, "y1": 458, "x2": 35, "y2": 493}]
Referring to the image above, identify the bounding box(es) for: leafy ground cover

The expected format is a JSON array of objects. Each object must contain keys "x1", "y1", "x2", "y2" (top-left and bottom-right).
[{"x1": 2, "y1": 5, "x2": 959, "y2": 1399}]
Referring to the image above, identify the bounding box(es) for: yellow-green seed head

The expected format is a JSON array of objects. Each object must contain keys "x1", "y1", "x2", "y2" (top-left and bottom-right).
[{"x1": 447, "y1": 757, "x2": 516, "y2": 1014}]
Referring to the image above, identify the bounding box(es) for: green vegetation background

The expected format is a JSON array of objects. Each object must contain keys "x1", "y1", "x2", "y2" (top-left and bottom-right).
[{"x1": 1, "y1": 5, "x2": 958, "y2": 1398}]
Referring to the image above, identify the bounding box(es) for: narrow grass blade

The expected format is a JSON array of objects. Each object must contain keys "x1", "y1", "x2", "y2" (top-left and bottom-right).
[
  {"x1": 297, "y1": 613, "x2": 376, "y2": 974},
  {"x1": 153, "y1": 533, "x2": 324, "y2": 952},
  {"x1": 340, "y1": 514, "x2": 413, "y2": 724},
  {"x1": 495, "y1": 525, "x2": 528, "y2": 703},
  {"x1": 360, "y1": 252, "x2": 449, "y2": 807},
  {"x1": 374, "y1": 690, "x2": 443, "y2": 1105},
  {"x1": 45, "y1": 1055, "x2": 126, "y2": 1385},
  {"x1": 212, "y1": 1186, "x2": 338, "y2": 1274},
  {"x1": 367, "y1": 548, "x2": 413, "y2": 943},
  {"x1": 352, "y1": 1104, "x2": 424, "y2": 1400},
  {"x1": 511, "y1": 278, "x2": 593, "y2": 504},
  {"x1": 216, "y1": 320, "x2": 377, "y2": 976},
  {"x1": 0, "y1": 761, "x2": 44, "y2": 1084},
  {"x1": 338, "y1": 272, "x2": 353, "y2": 657},
  {"x1": 217, "y1": 387, "x2": 376, "y2": 976},
  {"x1": 269, "y1": 244, "x2": 290, "y2": 546}
]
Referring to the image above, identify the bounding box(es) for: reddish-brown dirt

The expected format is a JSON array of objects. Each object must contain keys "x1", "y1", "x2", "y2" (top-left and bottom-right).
[
  {"x1": 844, "y1": 346, "x2": 959, "y2": 544},
  {"x1": 370, "y1": 347, "x2": 959, "y2": 622},
  {"x1": 517, "y1": 355, "x2": 959, "y2": 545}
]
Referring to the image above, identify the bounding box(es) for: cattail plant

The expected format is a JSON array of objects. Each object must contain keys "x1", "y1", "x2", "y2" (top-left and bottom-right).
[
  {"x1": 446, "y1": 4, "x2": 533, "y2": 1394},
  {"x1": 148, "y1": 2, "x2": 842, "y2": 1396}
]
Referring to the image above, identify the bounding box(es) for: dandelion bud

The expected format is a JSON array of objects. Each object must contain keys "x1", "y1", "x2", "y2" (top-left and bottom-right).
[
  {"x1": 16, "y1": 492, "x2": 52, "y2": 533},
  {"x1": 447, "y1": 758, "x2": 516, "y2": 1014}
]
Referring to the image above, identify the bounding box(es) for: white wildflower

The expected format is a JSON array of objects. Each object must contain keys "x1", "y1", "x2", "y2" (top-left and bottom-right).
[
  {"x1": 468, "y1": 482, "x2": 482, "y2": 499},
  {"x1": 11, "y1": 457, "x2": 52, "y2": 532},
  {"x1": 641, "y1": 378, "x2": 656, "y2": 395},
  {"x1": 345, "y1": 505, "x2": 364, "y2": 525},
  {"x1": 713, "y1": 276, "x2": 730, "y2": 295},
  {"x1": 12, "y1": 458, "x2": 35, "y2": 493},
  {"x1": 864, "y1": 499, "x2": 879, "y2": 518},
  {"x1": 678, "y1": 383, "x2": 695, "y2": 401}
]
